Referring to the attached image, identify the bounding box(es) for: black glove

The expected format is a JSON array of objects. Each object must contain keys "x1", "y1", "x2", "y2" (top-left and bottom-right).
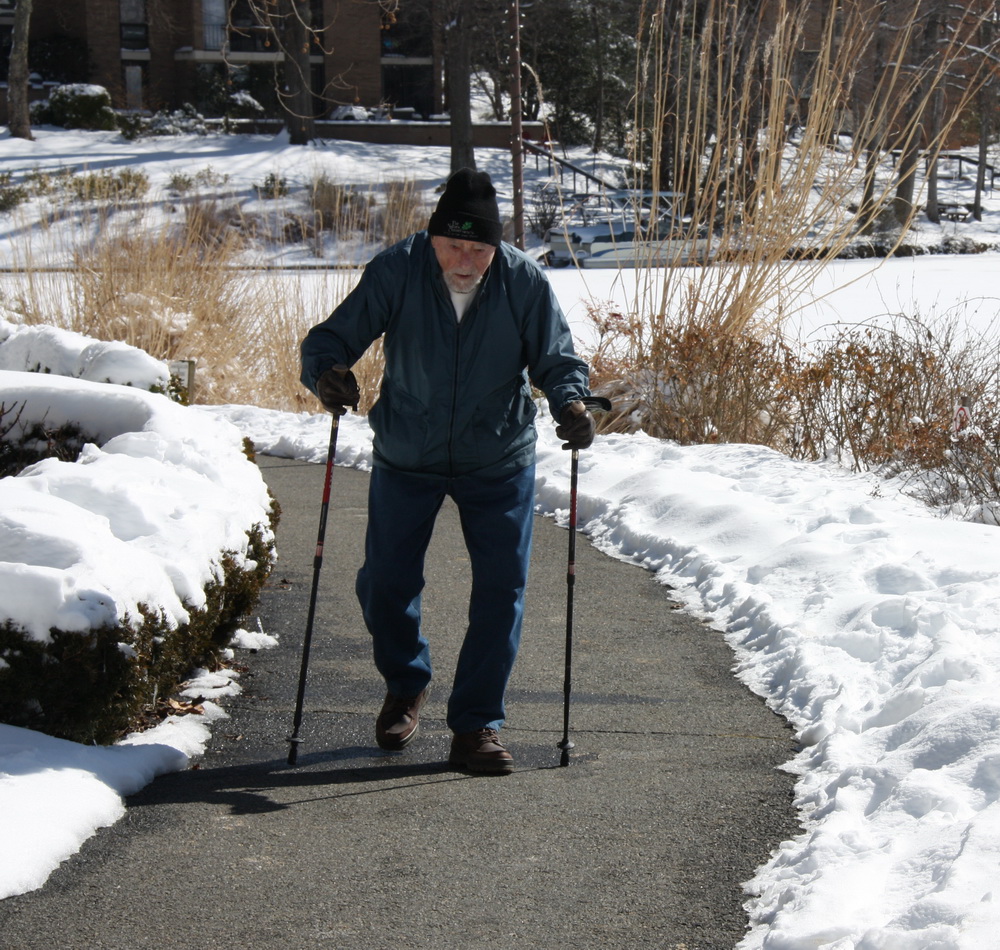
[
  {"x1": 316, "y1": 365, "x2": 360, "y2": 416},
  {"x1": 556, "y1": 400, "x2": 596, "y2": 450}
]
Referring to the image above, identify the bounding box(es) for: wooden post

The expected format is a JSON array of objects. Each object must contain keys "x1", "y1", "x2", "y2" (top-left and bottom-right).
[{"x1": 509, "y1": 0, "x2": 525, "y2": 249}]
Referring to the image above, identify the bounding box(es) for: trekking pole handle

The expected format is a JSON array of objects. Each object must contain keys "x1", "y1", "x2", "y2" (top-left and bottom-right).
[{"x1": 581, "y1": 396, "x2": 612, "y2": 413}]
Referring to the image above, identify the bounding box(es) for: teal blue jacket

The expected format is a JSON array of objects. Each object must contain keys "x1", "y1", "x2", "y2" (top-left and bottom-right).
[{"x1": 300, "y1": 232, "x2": 590, "y2": 478}]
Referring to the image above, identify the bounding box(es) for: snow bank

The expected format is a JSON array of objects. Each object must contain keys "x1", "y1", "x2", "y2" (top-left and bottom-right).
[
  {"x1": 0, "y1": 371, "x2": 273, "y2": 641},
  {"x1": 533, "y1": 433, "x2": 1000, "y2": 949},
  {"x1": 0, "y1": 316, "x2": 169, "y2": 391},
  {"x1": 1, "y1": 671, "x2": 231, "y2": 900}
]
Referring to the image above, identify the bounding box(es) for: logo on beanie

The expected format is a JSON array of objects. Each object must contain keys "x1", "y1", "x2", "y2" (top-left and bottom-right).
[{"x1": 446, "y1": 219, "x2": 476, "y2": 237}]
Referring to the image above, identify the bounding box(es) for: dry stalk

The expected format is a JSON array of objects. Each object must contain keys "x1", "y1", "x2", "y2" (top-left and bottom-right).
[
  {"x1": 6, "y1": 171, "x2": 420, "y2": 411},
  {"x1": 590, "y1": 0, "x2": 995, "y2": 448}
]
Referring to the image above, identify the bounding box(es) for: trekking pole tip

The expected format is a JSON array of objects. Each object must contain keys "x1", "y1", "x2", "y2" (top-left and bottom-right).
[{"x1": 557, "y1": 738, "x2": 574, "y2": 767}]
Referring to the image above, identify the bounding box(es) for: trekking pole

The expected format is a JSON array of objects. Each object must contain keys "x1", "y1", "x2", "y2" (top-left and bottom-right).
[
  {"x1": 287, "y1": 413, "x2": 340, "y2": 766},
  {"x1": 558, "y1": 445, "x2": 581, "y2": 767},
  {"x1": 559, "y1": 396, "x2": 611, "y2": 767}
]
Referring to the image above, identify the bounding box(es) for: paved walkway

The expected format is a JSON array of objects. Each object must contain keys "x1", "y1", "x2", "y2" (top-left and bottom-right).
[{"x1": 0, "y1": 457, "x2": 800, "y2": 950}]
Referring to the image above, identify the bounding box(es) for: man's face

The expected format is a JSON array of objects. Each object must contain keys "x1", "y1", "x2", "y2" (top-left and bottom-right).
[{"x1": 431, "y1": 235, "x2": 496, "y2": 294}]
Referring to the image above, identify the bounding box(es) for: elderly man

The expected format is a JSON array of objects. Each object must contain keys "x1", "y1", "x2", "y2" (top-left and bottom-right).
[{"x1": 300, "y1": 168, "x2": 598, "y2": 774}]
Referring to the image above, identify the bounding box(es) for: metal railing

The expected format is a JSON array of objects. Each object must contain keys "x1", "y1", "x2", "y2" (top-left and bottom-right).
[
  {"x1": 521, "y1": 139, "x2": 619, "y2": 194},
  {"x1": 936, "y1": 152, "x2": 995, "y2": 193},
  {"x1": 202, "y1": 23, "x2": 227, "y2": 51},
  {"x1": 202, "y1": 22, "x2": 275, "y2": 53}
]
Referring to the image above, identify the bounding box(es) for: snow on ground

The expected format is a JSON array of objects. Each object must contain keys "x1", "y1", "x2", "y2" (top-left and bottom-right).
[
  {"x1": 214, "y1": 406, "x2": 1000, "y2": 950},
  {"x1": 10, "y1": 358, "x2": 1000, "y2": 947},
  {"x1": 0, "y1": 127, "x2": 628, "y2": 269},
  {"x1": 548, "y1": 254, "x2": 1000, "y2": 353},
  {"x1": 0, "y1": 322, "x2": 276, "y2": 900},
  {"x1": 4, "y1": 127, "x2": 1000, "y2": 948}
]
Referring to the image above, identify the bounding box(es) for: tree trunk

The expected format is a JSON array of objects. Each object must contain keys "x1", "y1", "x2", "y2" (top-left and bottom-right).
[
  {"x1": 282, "y1": 0, "x2": 314, "y2": 145},
  {"x1": 859, "y1": 144, "x2": 882, "y2": 234},
  {"x1": 973, "y1": 88, "x2": 989, "y2": 222},
  {"x1": 894, "y1": 6, "x2": 937, "y2": 229},
  {"x1": 447, "y1": 7, "x2": 476, "y2": 172},
  {"x1": 924, "y1": 85, "x2": 943, "y2": 225},
  {"x1": 590, "y1": 1, "x2": 605, "y2": 153},
  {"x1": 7, "y1": 0, "x2": 34, "y2": 141},
  {"x1": 893, "y1": 135, "x2": 920, "y2": 227},
  {"x1": 973, "y1": 17, "x2": 994, "y2": 222},
  {"x1": 857, "y1": 1, "x2": 886, "y2": 235}
]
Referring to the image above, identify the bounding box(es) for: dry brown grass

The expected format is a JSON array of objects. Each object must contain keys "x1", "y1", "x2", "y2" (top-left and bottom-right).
[
  {"x1": 308, "y1": 175, "x2": 429, "y2": 250},
  {"x1": 610, "y1": 0, "x2": 991, "y2": 342},
  {"x1": 589, "y1": 293, "x2": 1000, "y2": 513},
  {"x1": 5, "y1": 173, "x2": 424, "y2": 412},
  {"x1": 580, "y1": 0, "x2": 996, "y2": 509}
]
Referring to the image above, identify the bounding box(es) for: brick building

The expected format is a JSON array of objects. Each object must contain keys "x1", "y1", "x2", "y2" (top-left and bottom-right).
[
  {"x1": 768, "y1": 0, "x2": 995, "y2": 147},
  {"x1": 1, "y1": 0, "x2": 440, "y2": 120}
]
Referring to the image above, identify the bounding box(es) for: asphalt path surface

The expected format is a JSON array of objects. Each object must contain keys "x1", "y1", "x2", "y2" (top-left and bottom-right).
[{"x1": 0, "y1": 455, "x2": 801, "y2": 950}]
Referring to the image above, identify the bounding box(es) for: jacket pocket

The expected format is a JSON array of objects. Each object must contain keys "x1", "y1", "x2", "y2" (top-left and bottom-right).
[
  {"x1": 468, "y1": 375, "x2": 537, "y2": 466},
  {"x1": 369, "y1": 380, "x2": 431, "y2": 471}
]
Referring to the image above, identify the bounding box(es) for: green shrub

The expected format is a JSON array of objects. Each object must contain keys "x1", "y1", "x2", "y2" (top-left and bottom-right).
[
  {"x1": 70, "y1": 167, "x2": 149, "y2": 203},
  {"x1": 0, "y1": 523, "x2": 276, "y2": 744},
  {"x1": 116, "y1": 111, "x2": 146, "y2": 141},
  {"x1": 41, "y1": 84, "x2": 118, "y2": 132},
  {"x1": 0, "y1": 172, "x2": 29, "y2": 213},
  {"x1": 255, "y1": 171, "x2": 289, "y2": 199}
]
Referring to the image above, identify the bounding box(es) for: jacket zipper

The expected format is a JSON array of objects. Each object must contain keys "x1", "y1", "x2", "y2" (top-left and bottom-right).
[
  {"x1": 436, "y1": 272, "x2": 461, "y2": 477},
  {"x1": 447, "y1": 323, "x2": 461, "y2": 477},
  {"x1": 439, "y1": 265, "x2": 489, "y2": 478}
]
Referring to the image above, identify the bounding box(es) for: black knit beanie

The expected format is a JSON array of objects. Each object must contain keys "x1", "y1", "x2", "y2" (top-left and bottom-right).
[{"x1": 427, "y1": 168, "x2": 503, "y2": 247}]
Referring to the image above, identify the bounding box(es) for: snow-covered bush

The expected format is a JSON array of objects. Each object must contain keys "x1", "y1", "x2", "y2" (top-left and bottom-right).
[
  {"x1": 0, "y1": 372, "x2": 278, "y2": 743},
  {"x1": 142, "y1": 103, "x2": 209, "y2": 137},
  {"x1": 227, "y1": 90, "x2": 264, "y2": 119},
  {"x1": 118, "y1": 103, "x2": 210, "y2": 141},
  {"x1": 0, "y1": 323, "x2": 277, "y2": 741},
  {"x1": 0, "y1": 316, "x2": 170, "y2": 391},
  {"x1": 31, "y1": 84, "x2": 118, "y2": 132}
]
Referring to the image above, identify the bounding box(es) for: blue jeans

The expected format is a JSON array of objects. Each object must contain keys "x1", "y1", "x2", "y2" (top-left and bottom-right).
[{"x1": 356, "y1": 464, "x2": 535, "y2": 734}]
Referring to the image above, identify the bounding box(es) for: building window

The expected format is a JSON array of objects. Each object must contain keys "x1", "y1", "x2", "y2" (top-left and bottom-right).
[
  {"x1": 121, "y1": 24, "x2": 149, "y2": 50},
  {"x1": 229, "y1": 0, "x2": 274, "y2": 54},
  {"x1": 120, "y1": 0, "x2": 146, "y2": 22},
  {"x1": 381, "y1": 1, "x2": 432, "y2": 60},
  {"x1": 202, "y1": 0, "x2": 227, "y2": 51},
  {"x1": 121, "y1": 0, "x2": 148, "y2": 50},
  {"x1": 382, "y1": 63, "x2": 433, "y2": 118}
]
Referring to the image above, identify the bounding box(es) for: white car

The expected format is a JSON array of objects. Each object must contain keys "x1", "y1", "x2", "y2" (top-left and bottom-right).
[
  {"x1": 544, "y1": 190, "x2": 713, "y2": 268},
  {"x1": 330, "y1": 104, "x2": 369, "y2": 121}
]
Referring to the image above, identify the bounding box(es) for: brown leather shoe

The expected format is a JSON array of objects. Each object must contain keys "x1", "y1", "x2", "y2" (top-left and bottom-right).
[
  {"x1": 448, "y1": 728, "x2": 514, "y2": 774},
  {"x1": 375, "y1": 687, "x2": 429, "y2": 750}
]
